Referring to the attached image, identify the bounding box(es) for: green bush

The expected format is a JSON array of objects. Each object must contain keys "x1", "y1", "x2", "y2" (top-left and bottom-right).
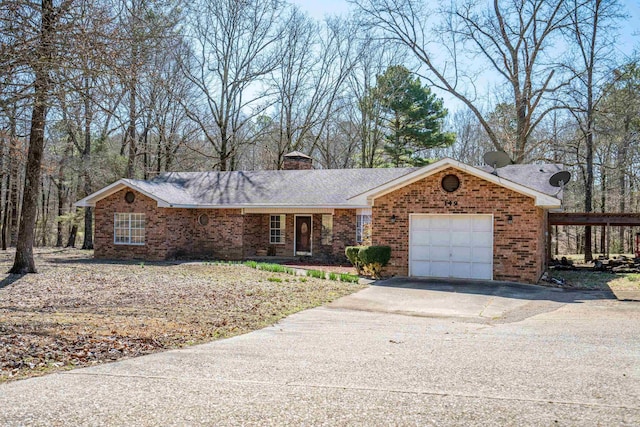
[
  {"x1": 345, "y1": 246, "x2": 364, "y2": 274},
  {"x1": 328, "y1": 272, "x2": 338, "y2": 281},
  {"x1": 358, "y1": 246, "x2": 392, "y2": 279}
]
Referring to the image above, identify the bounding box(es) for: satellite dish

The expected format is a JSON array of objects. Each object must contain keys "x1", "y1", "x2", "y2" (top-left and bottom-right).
[
  {"x1": 483, "y1": 151, "x2": 512, "y2": 171},
  {"x1": 549, "y1": 171, "x2": 571, "y2": 188}
]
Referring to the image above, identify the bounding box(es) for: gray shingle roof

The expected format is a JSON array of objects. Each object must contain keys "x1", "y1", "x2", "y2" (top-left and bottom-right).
[
  {"x1": 78, "y1": 159, "x2": 565, "y2": 208},
  {"x1": 137, "y1": 168, "x2": 421, "y2": 207},
  {"x1": 479, "y1": 163, "x2": 566, "y2": 198}
]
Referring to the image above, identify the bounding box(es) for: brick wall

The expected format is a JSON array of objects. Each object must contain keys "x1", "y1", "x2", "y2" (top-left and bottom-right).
[
  {"x1": 95, "y1": 191, "x2": 358, "y2": 263},
  {"x1": 94, "y1": 189, "x2": 169, "y2": 260},
  {"x1": 242, "y1": 211, "x2": 357, "y2": 262},
  {"x1": 372, "y1": 167, "x2": 547, "y2": 284},
  {"x1": 95, "y1": 188, "x2": 242, "y2": 261}
]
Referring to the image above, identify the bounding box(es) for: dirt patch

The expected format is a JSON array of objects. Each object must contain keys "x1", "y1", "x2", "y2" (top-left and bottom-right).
[
  {"x1": 0, "y1": 249, "x2": 364, "y2": 382},
  {"x1": 542, "y1": 268, "x2": 640, "y2": 291}
]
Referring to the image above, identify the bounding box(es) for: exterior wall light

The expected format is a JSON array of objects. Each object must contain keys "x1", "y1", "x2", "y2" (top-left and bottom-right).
[
  {"x1": 507, "y1": 215, "x2": 513, "y2": 224},
  {"x1": 391, "y1": 215, "x2": 397, "y2": 223}
]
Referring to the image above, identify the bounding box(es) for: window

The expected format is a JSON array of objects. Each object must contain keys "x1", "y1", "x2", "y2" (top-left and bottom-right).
[
  {"x1": 270, "y1": 214, "x2": 285, "y2": 244},
  {"x1": 321, "y1": 215, "x2": 333, "y2": 245},
  {"x1": 356, "y1": 214, "x2": 371, "y2": 244},
  {"x1": 114, "y1": 213, "x2": 145, "y2": 245}
]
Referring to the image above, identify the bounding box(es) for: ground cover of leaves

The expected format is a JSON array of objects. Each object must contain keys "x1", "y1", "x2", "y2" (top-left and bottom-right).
[
  {"x1": 548, "y1": 268, "x2": 640, "y2": 290},
  {"x1": 0, "y1": 249, "x2": 364, "y2": 383}
]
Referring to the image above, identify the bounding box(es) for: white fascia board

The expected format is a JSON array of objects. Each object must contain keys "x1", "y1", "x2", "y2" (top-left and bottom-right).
[
  {"x1": 165, "y1": 204, "x2": 367, "y2": 210},
  {"x1": 74, "y1": 179, "x2": 172, "y2": 208},
  {"x1": 352, "y1": 158, "x2": 562, "y2": 208}
]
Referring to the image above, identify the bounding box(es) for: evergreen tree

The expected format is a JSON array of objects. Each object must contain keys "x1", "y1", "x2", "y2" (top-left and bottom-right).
[{"x1": 373, "y1": 65, "x2": 454, "y2": 166}]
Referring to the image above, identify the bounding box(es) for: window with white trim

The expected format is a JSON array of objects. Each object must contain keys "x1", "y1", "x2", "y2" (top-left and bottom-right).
[
  {"x1": 114, "y1": 213, "x2": 145, "y2": 245},
  {"x1": 356, "y1": 214, "x2": 371, "y2": 244},
  {"x1": 270, "y1": 214, "x2": 285, "y2": 244},
  {"x1": 321, "y1": 215, "x2": 333, "y2": 245}
]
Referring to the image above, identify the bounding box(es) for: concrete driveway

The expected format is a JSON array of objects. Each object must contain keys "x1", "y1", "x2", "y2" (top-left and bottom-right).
[{"x1": 0, "y1": 279, "x2": 638, "y2": 426}]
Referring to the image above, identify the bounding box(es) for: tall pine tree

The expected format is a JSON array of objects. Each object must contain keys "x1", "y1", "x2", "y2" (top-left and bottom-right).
[{"x1": 373, "y1": 65, "x2": 454, "y2": 167}]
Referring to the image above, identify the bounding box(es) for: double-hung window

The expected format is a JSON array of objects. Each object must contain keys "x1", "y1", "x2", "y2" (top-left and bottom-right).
[
  {"x1": 356, "y1": 214, "x2": 371, "y2": 244},
  {"x1": 114, "y1": 213, "x2": 145, "y2": 245},
  {"x1": 270, "y1": 214, "x2": 285, "y2": 244},
  {"x1": 321, "y1": 215, "x2": 333, "y2": 245}
]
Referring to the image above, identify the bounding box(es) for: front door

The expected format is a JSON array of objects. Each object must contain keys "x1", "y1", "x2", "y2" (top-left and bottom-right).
[{"x1": 295, "y1": 216, "x2": 312, "y2": 255}]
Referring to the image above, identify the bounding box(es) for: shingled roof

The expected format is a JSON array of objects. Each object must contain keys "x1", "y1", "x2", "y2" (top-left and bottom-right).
[{"x1": 76, "y1": 158, "x2": 563, "y2": 208}]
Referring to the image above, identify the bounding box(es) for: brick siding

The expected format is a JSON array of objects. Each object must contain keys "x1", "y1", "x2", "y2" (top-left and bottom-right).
[
  {"x1": 94, "y1": 188, "x2": 356, "y2": 263},
  {"x1": 372, "y1": 167, "x2": 547, "y2": 284}
]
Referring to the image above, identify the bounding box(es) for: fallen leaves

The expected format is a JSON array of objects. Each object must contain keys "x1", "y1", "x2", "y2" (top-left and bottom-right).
[{"x1": 0, "y1": 249, "x2": 364, "y2": 382}]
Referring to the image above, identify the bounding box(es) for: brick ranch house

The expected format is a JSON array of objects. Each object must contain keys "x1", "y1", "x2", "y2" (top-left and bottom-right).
[{"x1": 76, "y1": 152, "x2": 564, "y2": 284}]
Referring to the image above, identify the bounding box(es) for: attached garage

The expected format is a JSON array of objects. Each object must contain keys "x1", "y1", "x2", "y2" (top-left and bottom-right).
[
  {"x1": 357, "y1": 159, "x2": 564, "y2": 284},
  {"x1": 409, "y1": 214, "x2": 493, "y2": 280}
]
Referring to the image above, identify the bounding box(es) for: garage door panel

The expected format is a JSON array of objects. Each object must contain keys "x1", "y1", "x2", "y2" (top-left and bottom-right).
[
  {"x1": 451, "y1": 231, "x2": 471, "y2": 246},
  {"x1": 430, "y1": 247, "x2": 450, "y2": 262},
  {"x1": 410, "y1": 214, "x2": 493, "y2": 280},
  {"x1": 431, "y1": 231, "x2": 450, "y2": 245},
  {"x1": 472, "y1": 231, "x2": 493, "y2": 247},
  {"x1": 411, "y1": 262, "x2": 431, "y2": 277},
  {"x1": 431, "y1": 217, "x2": 450, "y2": 229},
  {"x1": 450, "y1": 246, "x2": 472, "y2": 262},
  {"x1": 412, "y1": 231, "x2": 430, "y2": 245},
  {"x1": 472, "y1": 263, "x2": 493, "y2": 278},
  {"x1": 450, "y1": 218, "x2": 471, "y2": 231},
  {"x1": 473, "y1": 217, "x2": 493, "y2": 231},
  {"x1": 452, "y1": 262, "x2": 472, "y2": 278},
  {"x1": 411, "y1": 246, "x2": 430, "y2": 261},
  {"x1": 430, "y1": 262, "x2": 450, "y2": 277},
  {"x1": 472, "y1": 247, "x2": 493, "y2": 263},
  {"x1": 411, "y1": 218, "x2": 430, "y2": 231}
]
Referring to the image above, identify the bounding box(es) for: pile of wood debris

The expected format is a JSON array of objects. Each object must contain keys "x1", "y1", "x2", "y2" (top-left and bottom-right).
[{"x1": 549, "y1": 255, "x2": 640, "y2": 273}]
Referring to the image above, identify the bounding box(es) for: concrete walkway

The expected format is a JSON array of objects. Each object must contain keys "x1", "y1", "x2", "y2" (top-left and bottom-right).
[{"x1": 0, "y1": 280, "x2": 638, "y2": 426}]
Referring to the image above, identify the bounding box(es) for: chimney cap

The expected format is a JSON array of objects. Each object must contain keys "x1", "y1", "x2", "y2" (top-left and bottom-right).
[{"x1": 283, "y1": 151, "x2": 312, "y2": 159}]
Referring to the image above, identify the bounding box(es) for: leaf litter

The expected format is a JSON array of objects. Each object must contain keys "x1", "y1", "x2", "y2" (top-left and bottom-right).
[{"x1": 0, "y1": 249, "x2": 364, "y2": 382}]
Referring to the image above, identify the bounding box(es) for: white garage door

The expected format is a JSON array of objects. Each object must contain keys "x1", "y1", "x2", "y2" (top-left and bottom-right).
[{"x1": 409, "y1": 214, "x2": 493, "y2": 280}]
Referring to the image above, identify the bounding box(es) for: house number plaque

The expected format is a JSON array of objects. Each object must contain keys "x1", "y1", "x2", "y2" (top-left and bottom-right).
[{"x1": 444, "y1": 200, "x2": 458, "y2": 206}]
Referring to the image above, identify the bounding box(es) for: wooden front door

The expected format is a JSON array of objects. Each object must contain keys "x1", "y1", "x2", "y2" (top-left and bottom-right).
[{"x1": 295, "y1": 216, "x2": 312, "y2": 255}]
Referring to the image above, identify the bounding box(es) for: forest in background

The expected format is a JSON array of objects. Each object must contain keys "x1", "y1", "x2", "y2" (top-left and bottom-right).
[{"x1": 1, "y1": 0, "x2": 639, "y2": 272}]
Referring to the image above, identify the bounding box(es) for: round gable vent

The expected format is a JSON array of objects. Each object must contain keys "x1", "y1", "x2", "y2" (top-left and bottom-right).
[
  {"x1": 441, "y1": 174, "x2": 460, "y2": 193},
  {"x1": 198, "y1": 214, "x2": 209, "y2": 226},
  {"x1": 124, "y1": 191, "x2": 135, "y2": 203}
]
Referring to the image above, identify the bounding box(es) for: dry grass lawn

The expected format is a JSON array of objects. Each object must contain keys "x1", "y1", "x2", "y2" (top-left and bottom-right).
[
  {"x1": 0, "y1": 248, "x2": 364, "y2": 383},
  {"x1": 548, "y1": 269, "x2": 640, "y2": 291}
]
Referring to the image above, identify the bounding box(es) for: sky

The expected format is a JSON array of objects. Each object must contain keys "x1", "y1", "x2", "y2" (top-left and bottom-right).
[
  {"x1": 291, "y1": 0, "x2": 639, "y2": 56},
  {"x1": 291, "y1": 0, "x2": 640, "y2": 111}
]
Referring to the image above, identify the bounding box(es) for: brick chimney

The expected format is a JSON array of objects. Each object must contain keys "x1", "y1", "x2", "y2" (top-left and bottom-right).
[{"x1": 283, "y1": 151, "x2": 313, "y2": 170}]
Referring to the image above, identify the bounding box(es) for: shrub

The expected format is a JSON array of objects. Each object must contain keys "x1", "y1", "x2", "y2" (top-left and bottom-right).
[
  {"x1": 267, "y1": 277, "x2": 282, "y2": 283},
  {"x1": 358, "y1": 246, "x2": 391, "y2": 279},
  {"x1": 345, "y1": 246, "x2": 364, "y2": 274},
  {"x1": 328, "y1": 272, "x2": 338, "y2": 281}
]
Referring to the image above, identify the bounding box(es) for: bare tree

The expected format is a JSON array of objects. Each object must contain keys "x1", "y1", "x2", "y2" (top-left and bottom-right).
[
  {"x1": 351, "y1": 0, "x2": 575, "y2": 163},
  {"x1": 563, "y1": 0, "x2": 622, "y2": 261},
  {"x1": 180, "y1": 0, "x2": 285, "y2": 171},
  {"x1": 8, "y1": 0, "x2": 70, "y2": 273}
]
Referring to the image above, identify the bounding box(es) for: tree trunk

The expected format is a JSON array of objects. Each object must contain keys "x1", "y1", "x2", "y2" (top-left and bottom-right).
[
  {"x1": 66, "y1": 224, "x2": 77, "y2": 248},
  {"x1": 7, "y1": 118, "x2": 20, "y2": 247},
  {"x1": 82, "y1": 81, "x2": 94, "y2": 250},
  {"x1": 10, "y1": 0, "x2": 54, "y2": 274}
]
